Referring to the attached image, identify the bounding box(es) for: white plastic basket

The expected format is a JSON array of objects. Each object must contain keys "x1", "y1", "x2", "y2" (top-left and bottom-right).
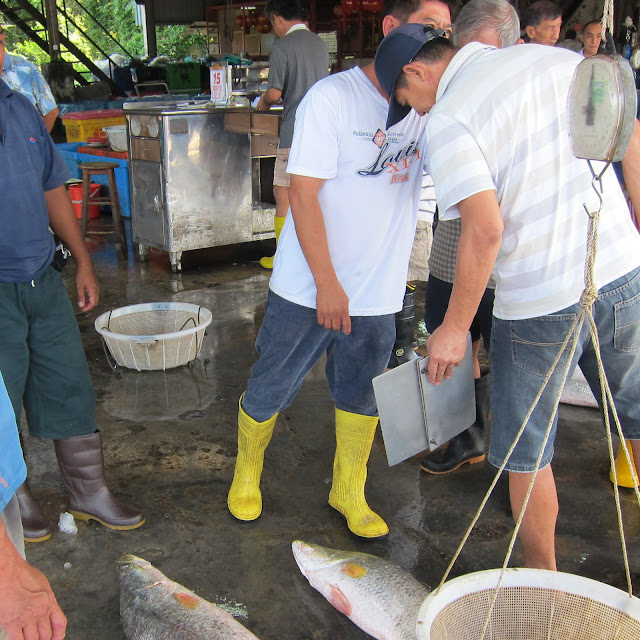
[
  {"x1": 102, "y1": 124, "x2": 127, "y2": 152},
  {"x1": 95, "y1": 302, "x2": 212, "y2": 371},
  {"x1": 416, "y1": 568, "x2": 640, "y2": 640}
]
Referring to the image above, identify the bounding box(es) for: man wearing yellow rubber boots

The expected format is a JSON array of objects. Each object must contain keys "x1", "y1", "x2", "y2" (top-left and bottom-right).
[{"x1": 227, "y1": 2, "x2": 450, "y2": 538}]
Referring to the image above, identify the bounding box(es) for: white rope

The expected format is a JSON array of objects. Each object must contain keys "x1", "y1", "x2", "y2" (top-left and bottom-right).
[
  {"x1": 602, "y1": 0, "x2": 615, "y2": 39},
  {"x1": 435, "y1": 164, "x2": 640, "y2": 638}
]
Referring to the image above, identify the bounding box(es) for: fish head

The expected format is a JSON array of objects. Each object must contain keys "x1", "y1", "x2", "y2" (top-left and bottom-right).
[
  {"x1": 292, "y1": 541, "x2": 360, "y2": 572},
  {"x1": 292, "y1": 541, "x2": 371, "y2": 618},
  {"x1": 118, "y1": 554, "x2": 171, "y2": 592}
]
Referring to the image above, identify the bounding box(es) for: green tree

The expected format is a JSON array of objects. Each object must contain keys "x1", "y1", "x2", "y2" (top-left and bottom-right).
[
  {"x1": 1, "y1": 0, "x2": 206, "y2": 70},
  {"x1": 65, "y1": 0, "x2": 144, "y2": 60}
]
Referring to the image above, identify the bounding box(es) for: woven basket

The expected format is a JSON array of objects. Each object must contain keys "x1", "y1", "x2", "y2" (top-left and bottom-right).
[
  {"x1": 416, "y1": 569, "x2": 640, "y2": 640},
  {"x1": 95, "y1": 302, "x2": 212, "y2": 371}
]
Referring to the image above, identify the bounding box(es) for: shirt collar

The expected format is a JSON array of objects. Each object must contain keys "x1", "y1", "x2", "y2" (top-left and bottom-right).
[
  {"x1": 285, "y1": 23, "x2": 308, "y2": 35},
  {"x1": 436, "y1": 42, "x2": 496, "y2": 102}
]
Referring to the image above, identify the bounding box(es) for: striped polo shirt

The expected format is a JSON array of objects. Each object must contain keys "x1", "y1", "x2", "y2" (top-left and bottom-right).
[{"x1": 425, "y1": 43, "x2": 640, "y2": 320}]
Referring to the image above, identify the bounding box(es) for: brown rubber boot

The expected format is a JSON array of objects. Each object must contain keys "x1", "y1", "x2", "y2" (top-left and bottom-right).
[
  {"x1": 15, "y1": 481, "x2": 52, "y2": 542},
  {"x1": 54, "y1": 431, "x2": 145, "y2": 530}
]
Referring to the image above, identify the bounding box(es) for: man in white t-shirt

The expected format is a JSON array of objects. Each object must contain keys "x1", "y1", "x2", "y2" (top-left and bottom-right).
[
  {"x1": 226, "y1": 21, "x2": 449, "y2": 539},
  {"x1": 375, "y1": 26, "x2": 640, "y2": 568}
]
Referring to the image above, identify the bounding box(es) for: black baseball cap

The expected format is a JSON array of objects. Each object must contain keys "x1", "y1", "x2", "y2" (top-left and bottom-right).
[{"x1": 375, "y1": 24, "x2": 447, "y2": 129}]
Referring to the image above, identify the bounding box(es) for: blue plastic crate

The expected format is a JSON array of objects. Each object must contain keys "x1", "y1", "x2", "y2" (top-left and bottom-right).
[
  {"x1": 77, "y1": 152, "x2": 131, "y2": 218},
  {"x1": 55, "y1": 142, "x2": 83, "y2": 180}
]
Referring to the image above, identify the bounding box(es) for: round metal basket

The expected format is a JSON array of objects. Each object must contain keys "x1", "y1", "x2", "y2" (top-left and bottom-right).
[
  {"x1": 416, "y1": 568, "x2": 640, "y2": 640},
  {"x1": 95, "y1": 302, "x2": 212, "y2": 371}
]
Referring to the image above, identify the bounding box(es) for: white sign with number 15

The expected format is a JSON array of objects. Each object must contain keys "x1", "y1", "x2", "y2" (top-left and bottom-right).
[{"x1": 210, "y1": 64, "x2": 228, "y2": 102}]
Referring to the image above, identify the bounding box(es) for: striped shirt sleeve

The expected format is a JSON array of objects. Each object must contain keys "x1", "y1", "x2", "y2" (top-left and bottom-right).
[
  {"x1": 418, "y1": 170, "x2": 437, "y2": 222},
  {"x1": 425, "y1": 114, "x2": 496, "y2": 220}
]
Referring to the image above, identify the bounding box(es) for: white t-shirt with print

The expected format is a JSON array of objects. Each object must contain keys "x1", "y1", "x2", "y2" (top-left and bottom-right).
[
  {"x1": 269, "y1": 67, "x2": 426, "y2": 316},
  {"x1": 426, "y1": 43, "x2": 640, "y2": 320}
]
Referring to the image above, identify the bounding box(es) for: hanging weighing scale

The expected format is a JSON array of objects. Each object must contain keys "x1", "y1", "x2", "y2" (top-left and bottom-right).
[
  {"x1": 414, "y1": 48, "x2": 640, "y2": 640},
  {"x1": 567, "y1": 52, "x2": 637, "y2": 163}
]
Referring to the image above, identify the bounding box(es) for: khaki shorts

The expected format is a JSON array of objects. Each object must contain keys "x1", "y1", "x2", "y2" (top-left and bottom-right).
[
  {"x1": 273, "y1": 147, "x2": 291, "y2": 188},
  {"x1": 407, "y1": 219, "x2": 433, "y2": 282}
]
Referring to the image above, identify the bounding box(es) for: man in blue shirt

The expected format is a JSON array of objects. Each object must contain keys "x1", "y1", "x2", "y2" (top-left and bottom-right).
[
  {"x1": 0, "y1": 78, "x2": 144, "y2": 542},
  {"x1": 0, "y1": 371, "x2": 67, "y2": 640}
]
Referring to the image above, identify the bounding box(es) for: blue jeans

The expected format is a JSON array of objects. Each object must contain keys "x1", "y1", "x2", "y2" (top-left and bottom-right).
[
  {"x1": 242, "y1": 292, "x2": 396, "y2": 422},
  {"x1": 489, "y1": 266, "x2": 640, "y2": 472}
]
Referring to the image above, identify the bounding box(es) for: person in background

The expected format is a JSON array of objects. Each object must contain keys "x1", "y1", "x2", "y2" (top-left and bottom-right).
[
  {"x1": 256, "y1": 0, "x2": 329, "y2": 270},
  {"x1": 556, "y1": 27, "x2": 582, "y2": 52},
  {"x1": 522, "y1": 0, "x2": 562, "y2": 46},
  {"x1": 376, "y1": 23, "x2": 640, "y2": 570},
  {"x1": 0, "y1": 76, "x2": 144, "y2": 543},
  {"x1": 420, "y1": 0, "x2": 521, "y2": 475},
  {"x1": 0, "y1": 371, "x2": 67, "y2": 640},
  {"x1": 226, "y1": 0, "x2": 444, "y2": 539},
  {"x1": 580, "y1": 19, "x2": 603, "y2": 57},
  {"x1": 0, "y1": 23, "x2": 59, "y2": 132}
]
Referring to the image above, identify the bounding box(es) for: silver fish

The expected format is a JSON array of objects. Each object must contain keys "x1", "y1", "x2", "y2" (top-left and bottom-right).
[
  {"x1": 119, "y1": 554, "x2": 260, "y2": 640},
  {"x1": 292, "y1": 541, "x2": 430, "y2": 640}
]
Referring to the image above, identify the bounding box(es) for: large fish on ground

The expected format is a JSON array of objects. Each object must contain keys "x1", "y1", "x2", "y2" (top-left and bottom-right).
[
  {"x1": 119, "y1": 554, "x2": 260, "y2": 640},
  {"x1": 292, "y1": 540, "x2": 430, "y2": 640}
]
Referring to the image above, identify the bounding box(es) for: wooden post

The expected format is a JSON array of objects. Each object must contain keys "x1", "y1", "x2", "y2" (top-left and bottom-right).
[{"x1": 44, "y1": 0, "x2": 60, "y2": 61}]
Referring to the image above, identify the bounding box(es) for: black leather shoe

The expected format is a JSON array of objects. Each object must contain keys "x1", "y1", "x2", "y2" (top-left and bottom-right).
[
  {"x1": 420, "y1": 368, "x2": 490, "y2": 474},
  {"x1": 420, "y1": 425, "x2": 486, "y2": 474}
]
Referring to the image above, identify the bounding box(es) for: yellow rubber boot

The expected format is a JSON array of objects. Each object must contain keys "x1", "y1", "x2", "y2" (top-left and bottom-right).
[
  {"x1": 610, "y1": 440, "x2": 638, "y2": 488},
  {"x1": 259, "y1": 215, "x2": 285, "y2": 270},
  {"x1": 328, "y1": 408, "x2": 389, "y2": 538},
  {"x1": 227, "y1": 399, "x2": 277, "y2": 520}
]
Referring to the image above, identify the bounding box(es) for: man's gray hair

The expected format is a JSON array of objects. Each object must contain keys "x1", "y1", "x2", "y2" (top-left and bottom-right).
[{"x1": 453, "y1": 0, "x2": 521, "y2": 48}]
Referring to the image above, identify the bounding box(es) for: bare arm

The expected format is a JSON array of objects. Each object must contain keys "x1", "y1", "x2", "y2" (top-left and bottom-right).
[
  {"x1": 0, "y1": 518, "x2": 67, "y2": 640},
  {"x1": 42, "y1": 106, "x2": 59, "y2": 133},
  {"x1": 288, "y1": 174, "x2": 351, "y2": 334},
  {"x1": 426, "y1": 190, "x2": 503, "y2": 384},
  {"x1": 256, "y1": 88, "x2": 283, "y2": 111},
  {"x1": 44, "y1": 185, "x2": 99, "y2": 312},
  {"x1": 622, "y1": 119, "x2": 640, "y2": 227}
]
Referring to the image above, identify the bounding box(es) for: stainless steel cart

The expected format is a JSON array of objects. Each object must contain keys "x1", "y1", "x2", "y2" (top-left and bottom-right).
[{"x1": 125, "y1": 102, "x2": 280, "y2": 271}]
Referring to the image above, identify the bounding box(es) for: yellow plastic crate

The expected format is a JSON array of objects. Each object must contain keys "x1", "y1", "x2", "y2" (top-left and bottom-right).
[{"x1": 61, "y1": 110, "x2": 125, "y2": 143}]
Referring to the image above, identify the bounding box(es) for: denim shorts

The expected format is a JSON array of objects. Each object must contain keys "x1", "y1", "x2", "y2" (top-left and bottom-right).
[
  {"x1": 489, "y1": 266, "x2": 640, "y2": 472},
  {"x1": 242, "y1": 291, "x2": 396, "y2": 422}
]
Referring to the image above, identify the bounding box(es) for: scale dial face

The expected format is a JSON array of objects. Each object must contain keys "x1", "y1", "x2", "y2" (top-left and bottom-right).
[
  {"x1": 567, "y1": 55, "x2": 637, "y2": 162},
  {"x1": 148, "y1": 117, "x2": 159, "y2": 138},
  {"x1": 130, "y1": 116, "x2": 141, "y2": 136}
]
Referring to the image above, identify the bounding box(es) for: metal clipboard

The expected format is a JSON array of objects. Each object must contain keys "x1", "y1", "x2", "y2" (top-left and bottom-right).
[{"x1": 373, "y1": 333, "x2": 476, "y2": 466}]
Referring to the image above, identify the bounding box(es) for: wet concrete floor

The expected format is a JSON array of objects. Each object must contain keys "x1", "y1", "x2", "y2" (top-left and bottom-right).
[{"x1": 21, "y1": 220, "x2": 640, "y2": 639}]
